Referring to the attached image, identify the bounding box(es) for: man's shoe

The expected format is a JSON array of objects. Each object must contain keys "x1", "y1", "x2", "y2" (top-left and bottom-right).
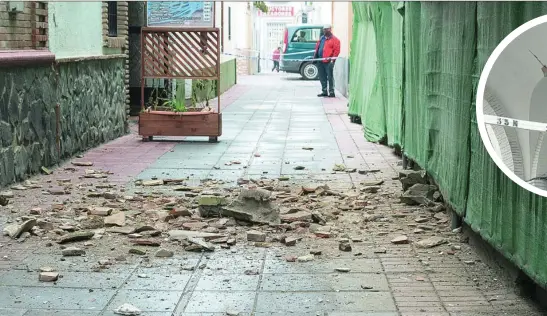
[
  {"x1": 317, "y1": 93, "x2": 328, "y2": 97},
  {"x1": 328, "y1": 93, "x2": 336, "y2": 98}
]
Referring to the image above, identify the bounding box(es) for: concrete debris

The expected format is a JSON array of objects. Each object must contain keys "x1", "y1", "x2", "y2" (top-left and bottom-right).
[
  {"x1": 62, "y1": 247, "x2": 85, "y2": 256},
  {"x1": 114, "y1": 303, "x2": 142, "y2": 315},
  {"x1": 3, "y1": 219, "x2": 36, "y2": 239},
  {"x1": 391, "y1": 235, "x2": 409, "y2": 244},
  {"x1": 399, "y1": 170, "x2": 428, "y2": 191},
  {"x1": 141, "y1": 179, "x2": 164, "y2": 186},
  {"x1": 88, "y1": 207, "x2": 112, "y2": 216},
  {"x1": 58, "y1": 231, "x2": 95, "y2": 244},
  {"x1": 297, "y1": 254, "x2": 314, "y2": 262},
  {"x1": 185, "y1": 237, "x2": 215, "y2": 252},
  {"x1": 280, "y1": 211, "x2": 312, "y2": 223},
  {"x1": 361, "y1": 186, "x2": 380, "y2": 193},
  {"x1": 155, "y1": 249, "x2": 174, "y2": 257},
  {"x1": 39, "y1": 272, "x2": 59, "y2": 282},
  {"x1": 104, "y1": 212, "x2": 126, "y2": 227},
  {"x1": 400, "y1": 184, "x2": 438, "y2": 206},
  {"x1": 168, "y1": 230, "x2": 226, "y2": 241},
  {"x1": 246, "y1": 230, "x2": 266, "y2": 242},
  {"x1": 332, "y1": 164, "x2": 346, "y2": 172},
  {"x1": 415, "y1": 236, "x2": 447, "y2": 249},
  {"x1": 339, "y1": 241, "x2": 352, "y2": 252}
]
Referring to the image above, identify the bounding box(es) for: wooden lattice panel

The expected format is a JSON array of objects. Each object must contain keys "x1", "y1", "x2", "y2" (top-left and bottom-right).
[{"x1": 141, "y1": 27, "x2": 220, "y2": 79}]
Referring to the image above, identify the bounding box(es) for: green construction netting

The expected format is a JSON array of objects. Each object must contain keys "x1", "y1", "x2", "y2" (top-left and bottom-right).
[
  {"x1": 348, "y1": 2, "x2": 403, "y2": 145},
  {"x1": 349, "y1": 1, "x2": 547, "y2": 287},
  {"x1": 466, "y1": 2, "x2": 547, "y2": 287}
]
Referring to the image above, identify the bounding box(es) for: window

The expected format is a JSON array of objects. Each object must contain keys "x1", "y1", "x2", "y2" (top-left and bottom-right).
[
  {"x1": 107, "y1": 1, "x2": 118, "y2": 37},
  {"x1": 228, "y1": 7, "x2": 232, "y2": 40},
  {"x1": 291, "y1": 28, "x2": 321, "y2": 43}
]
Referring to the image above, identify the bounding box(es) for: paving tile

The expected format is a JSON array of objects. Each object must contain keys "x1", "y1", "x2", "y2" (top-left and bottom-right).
[
  {"x1": 260, "y1": 273, "x2": 390, "y2": 292},
  {"x1": 194, "y1": 274, "x2": 260, "y2": 291},
  {"x1": 263, "y1": 258, "x2": 383, "y2": 274},
  {"x1": 0, "y1": 270, "x2": 130, "y2": 289},
  {"x1": 255, "y1": 291, "x2": 396, "y2": 313},
  {"x1": 182, "y1": 291, "x2": 255, "y2": 313},
  {"x1": 0, "y1": 286, "x2": 115, "y2": 310},
  {"x1": 122, "y1": 272, "x2": 192, "y2": 291},
  {"x1": 105, "y1": 289, "x2": 184, "y2": 312},
  {"x1": 24, "y1": 311, "x2": 100, "y2": 316},
  {"x1": 0, "y1": 309, "x2": 27, "y2": 316}
]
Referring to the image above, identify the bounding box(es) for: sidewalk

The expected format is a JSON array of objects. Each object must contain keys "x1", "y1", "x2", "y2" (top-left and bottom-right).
[{"x1": 0, "y1": 73, "x2": 542, "y2": 316}]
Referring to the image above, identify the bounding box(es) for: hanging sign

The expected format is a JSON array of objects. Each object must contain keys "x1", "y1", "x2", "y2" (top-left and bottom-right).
[{"x1": 147, "y1": 1, "x2": 214, "y2": 27}]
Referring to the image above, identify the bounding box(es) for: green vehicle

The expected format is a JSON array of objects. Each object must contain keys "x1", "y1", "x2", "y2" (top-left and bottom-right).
[{"x1": 280, "y1": 24, "x2": 324, "y2": 80}]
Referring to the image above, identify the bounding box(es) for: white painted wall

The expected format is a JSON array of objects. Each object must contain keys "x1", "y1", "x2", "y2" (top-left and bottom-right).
[
  {"x1": 332, "y1": 1, "x2": 351, "y2": 57},
  {"x1": 48, "y1": 2, "x2": 103, "y2": 58}
]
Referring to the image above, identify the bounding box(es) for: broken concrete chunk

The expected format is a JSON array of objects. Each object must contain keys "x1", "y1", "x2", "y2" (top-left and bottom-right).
[
  {"x1": 39, "y1": 272, "x2": 59, "y2": 282},
  {"x1": 399, "y1": 170, "x2": 428, "y2": 191},
  {"x1": 107, "y1": 226, "x2": 136, "y2": 235},
  {"x1": 198, "y1": 195, "x2": 228, "y2": 206},
  {"x1": 185, "y1": 237, "x2": 215, "y2": 252},
  {"x1": 391, "y1": 235, "x2": 409, "y2": 245},
  {"x1": 155, "y1": 249, "x2": 174, "y2": 258},
  {"x1": 129, "y1": 248, "x2": 147, "y2": 255},
  {"x1": 142, "y1": 179, "x2": 164, "y2": 186},
  {"x1": 400, "y1": 184, "x2": 438, "y2": 206},
  {"x1": 114, "y1": 303, "x2": 142, "y2": 315},
  {"x1": 280, "y1": 211, "x2": 312, "y2": 223},
  {"x1": 415, "y1": 236, "x2": 447, "y2": 249},
  {"x1": 239, "y1": 188, "x2": 271, "y2": 201},
  {"x1": 62, "y1": 247, "x2": 85, "y2": 256},
  {"x1": 284, "y1": 237, "x2": 298, "y2": 246},
  {"x1": 89, "y1": 207, "x2": 112, "y2": 216},
  {"x1": 297, "y1": 254, "x2": 314, "y2": 262},
  {"x1": 339, "y1": 241, "x2": 352, "y2": 252},
  {"x1": 246, "y1": 230, "x2": 266, "y2": 242},
  {"x1": 3, "y1": 219, "x2": 36, "y2": 239},
  {"x1": 168, "y1": 230, "x2": 226, "y2": 241},
  {"x1": 104, "y1": 212, "x2": 126, "y2": 227},
  {"x1": 131, "y1": 239, "x2": 161, "y2": 247},
  {"x1": 362, "y1": 186, "x2": 380, "y2": 193}
]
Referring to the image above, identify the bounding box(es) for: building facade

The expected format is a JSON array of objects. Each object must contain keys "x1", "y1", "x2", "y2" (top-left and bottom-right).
[{"x1": 0, "y1": 1, "x2": 128, "y2": 187}]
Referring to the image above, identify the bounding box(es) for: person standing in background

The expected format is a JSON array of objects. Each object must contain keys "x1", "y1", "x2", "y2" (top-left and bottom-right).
[
  {"x1": 314, "y1": 25, "x2": 340, "y2": 97},
  {"x1": 272, "y1": 47, "x2": 281, "y2": 72}
]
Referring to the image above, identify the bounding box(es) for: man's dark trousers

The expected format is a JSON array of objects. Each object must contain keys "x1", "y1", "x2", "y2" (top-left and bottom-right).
[
  {"x1": 272, "y1": 61, "x2": 279, "y2": 72},
  {"x1": 317, "y1": 61, "x2": 335, "y2": 95}
]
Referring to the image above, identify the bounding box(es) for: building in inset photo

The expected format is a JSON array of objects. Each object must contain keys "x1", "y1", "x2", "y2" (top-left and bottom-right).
[{"x1": 480, "y1": 20, "x2": 547, "y2": 191}]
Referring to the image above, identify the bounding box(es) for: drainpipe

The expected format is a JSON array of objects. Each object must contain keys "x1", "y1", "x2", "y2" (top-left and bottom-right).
[{"x1": 221, "y1": 2, "x2": 224, "y2": 52}]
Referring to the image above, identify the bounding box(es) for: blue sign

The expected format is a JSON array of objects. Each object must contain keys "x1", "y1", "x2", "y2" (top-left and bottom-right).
[{"x1": 147, "y1": 1, "x2": 214, "y2": 27}]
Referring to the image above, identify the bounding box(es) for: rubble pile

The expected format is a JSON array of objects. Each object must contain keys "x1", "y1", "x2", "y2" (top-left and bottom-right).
[{"x1": 0, "y1": 161, "x2": 465, "y2": 279}]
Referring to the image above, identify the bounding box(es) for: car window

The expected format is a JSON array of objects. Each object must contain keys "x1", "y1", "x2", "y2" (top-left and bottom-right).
[{"x1": 291, "y1": 28, "x2": 321, "y2": 43}]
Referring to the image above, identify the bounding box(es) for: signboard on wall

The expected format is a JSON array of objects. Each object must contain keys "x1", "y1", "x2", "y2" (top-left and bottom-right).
[
  {"x1": 257, "y1": 6, "x2": 295, "y2": 17},
  {"x1": 146, "y1": 1, "x2": 214, "y2": 27}
]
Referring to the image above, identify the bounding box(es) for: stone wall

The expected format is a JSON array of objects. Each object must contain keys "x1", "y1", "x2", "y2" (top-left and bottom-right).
[{"x1": 0, "y1": 56, "x2": 126, "y2": 187}]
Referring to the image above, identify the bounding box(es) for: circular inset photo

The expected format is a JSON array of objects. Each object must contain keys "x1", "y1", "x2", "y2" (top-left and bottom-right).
[{"x1": 477, "y1": 15, "x2": 547, "y2": 197}]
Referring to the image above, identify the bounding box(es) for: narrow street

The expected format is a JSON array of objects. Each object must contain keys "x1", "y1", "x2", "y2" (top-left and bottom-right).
[{"x1": 0, "y1": 74, "x2": 542, "y2": 316}]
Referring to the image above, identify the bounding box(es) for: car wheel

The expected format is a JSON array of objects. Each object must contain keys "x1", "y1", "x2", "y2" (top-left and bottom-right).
[{"x1": 301, "y1": 62, "x2": 319, "y2": 80}]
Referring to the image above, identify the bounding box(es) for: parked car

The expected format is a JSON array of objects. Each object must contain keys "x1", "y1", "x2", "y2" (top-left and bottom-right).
[{"x1": 280, "y1": 24, "x2": 324, "y2": 80}]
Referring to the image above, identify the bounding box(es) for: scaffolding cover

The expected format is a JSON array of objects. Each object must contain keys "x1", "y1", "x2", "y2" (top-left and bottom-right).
[{"x1": 350, "y1": 1, "x2": 547, "y2": 286}]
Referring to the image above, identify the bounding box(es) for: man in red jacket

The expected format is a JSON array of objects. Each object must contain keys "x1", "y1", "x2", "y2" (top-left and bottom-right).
[{"x1": 314, "y1": 24, "x2": 340, "y2": 97}]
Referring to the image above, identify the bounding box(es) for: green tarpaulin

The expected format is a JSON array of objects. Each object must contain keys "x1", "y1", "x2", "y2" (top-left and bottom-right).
[{"x1": 350, "y1": 1, "x2": 547, "y2": 288}]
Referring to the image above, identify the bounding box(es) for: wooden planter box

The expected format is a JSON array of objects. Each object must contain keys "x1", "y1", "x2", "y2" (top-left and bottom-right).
[{"x1": 139, "y1": 107, "x2": 222, "y2": 142}]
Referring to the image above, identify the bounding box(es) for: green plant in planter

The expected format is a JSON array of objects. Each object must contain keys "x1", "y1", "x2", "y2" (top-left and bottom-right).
[
  {"x1": 164, "y1": 98, "x2": 187, "y2": 113},
  {"x1": 191, "y1": 79, "x2": 215, "y2": 109}
]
